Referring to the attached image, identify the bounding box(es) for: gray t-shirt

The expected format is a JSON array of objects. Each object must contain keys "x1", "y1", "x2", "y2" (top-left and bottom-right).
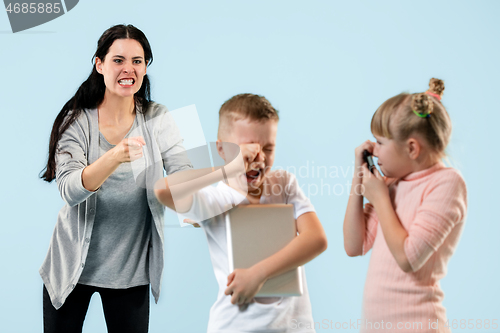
[{"x1": 78, "y1": 115, "x2": 151, "y2": 288}]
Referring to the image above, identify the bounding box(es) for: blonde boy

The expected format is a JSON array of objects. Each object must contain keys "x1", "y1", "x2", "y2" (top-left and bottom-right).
[{"x1": 154, "y1": 93, "x2": 327, "y2": 333}]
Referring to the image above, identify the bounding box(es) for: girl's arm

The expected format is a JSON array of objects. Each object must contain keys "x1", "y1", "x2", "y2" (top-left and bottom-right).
[
  {"x1": 361, "y1": 164, "x2": 411, "y2": 272},
  {"x1": 343, "y1": 172, "x2": 366, "y2": 256},
  {"x1": 224, "y1": 211, "x2": 328, "y2": 305},
  {"x1": 343, "y1": 140, "x2": 375, "y2": 256}
]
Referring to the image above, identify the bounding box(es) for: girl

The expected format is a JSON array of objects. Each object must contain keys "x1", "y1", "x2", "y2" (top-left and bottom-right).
[
  {"x1": 343, "y1": 78, "x2": 467, "y2": 332},
  {"x1": 39, "y1": 24, "x2": 191, "y2": 332}
]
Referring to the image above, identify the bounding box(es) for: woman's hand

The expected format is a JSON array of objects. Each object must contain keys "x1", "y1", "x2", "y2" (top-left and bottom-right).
[
  {"x1": 361, "y1": 163, "x2": 389, "y2": 205},
  {"x1": 111, "y1": 136, "x2": 146, "y2": 163},
  {"x1": 224, "y1": 266, "x2": 267, "y2": 305}
]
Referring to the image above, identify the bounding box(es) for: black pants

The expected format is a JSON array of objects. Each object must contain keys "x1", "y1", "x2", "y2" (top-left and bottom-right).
[{"x1": 43, "y1": 283, "x2": 149, "y2": 333}]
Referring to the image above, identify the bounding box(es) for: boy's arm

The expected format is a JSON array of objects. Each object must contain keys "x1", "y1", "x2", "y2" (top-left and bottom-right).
[
  {"x1": 154, "y1": 167, "x2": 222, "y2": 213},
  {"x1": 224, "y1": 211, "x2": 327, "y2": 305},
  {"x1": 154, "y1": 142, "x2": 261, "y2": 213}
]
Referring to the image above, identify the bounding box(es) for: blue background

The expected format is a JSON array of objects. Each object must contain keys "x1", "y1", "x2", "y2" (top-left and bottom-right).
[{"x1": 1, "y1": 0, "x2": 498, "y2": 332}]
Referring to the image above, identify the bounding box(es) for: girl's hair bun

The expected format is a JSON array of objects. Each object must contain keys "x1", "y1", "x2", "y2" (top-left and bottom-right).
[
  {"x1": 411, "y1": 93, "x2": 434, "y2": 116},
  {"x1": 428, "y1": 78, "x2": 445, "y2": 97}
]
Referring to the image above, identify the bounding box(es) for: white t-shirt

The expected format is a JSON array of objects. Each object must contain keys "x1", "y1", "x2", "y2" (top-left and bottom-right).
[{"x1": 180, "y1": 170, "x2": 317, "y2": 333}]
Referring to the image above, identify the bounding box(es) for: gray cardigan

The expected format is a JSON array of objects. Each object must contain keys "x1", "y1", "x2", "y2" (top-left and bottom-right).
[{"x1": 39, "y1": 102, "x2": 192, "y2": 309}]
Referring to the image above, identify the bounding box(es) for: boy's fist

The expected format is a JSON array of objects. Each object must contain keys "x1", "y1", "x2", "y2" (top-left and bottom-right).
[{"x1": 239, "y1": 143, "x2": 261, "y2": 173}]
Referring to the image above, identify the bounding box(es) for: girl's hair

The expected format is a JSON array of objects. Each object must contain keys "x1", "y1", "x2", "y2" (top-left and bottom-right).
[
  {"x1": 40, "y1": 24, "x2": 154, "y2": 182},
  {"x1": 371, "y1": 78, "x2": 451, "y2": 159}
]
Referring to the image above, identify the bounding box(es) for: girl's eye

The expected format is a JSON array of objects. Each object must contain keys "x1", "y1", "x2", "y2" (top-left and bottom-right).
[
  {"x1": 134, "y1": 60, "x2": 142, "y2": 64},
  {"x1": 114, "y1": 59, "x2": 122, "y2": 63}
]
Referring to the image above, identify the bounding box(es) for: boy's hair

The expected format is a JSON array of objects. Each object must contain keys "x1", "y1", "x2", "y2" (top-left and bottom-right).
[
  {"x1": 371, "y1": 78, "x2": 452, "y2": 159},
  {"x1": 218, "y1": 93, "x2": 279, "y2": 138}
]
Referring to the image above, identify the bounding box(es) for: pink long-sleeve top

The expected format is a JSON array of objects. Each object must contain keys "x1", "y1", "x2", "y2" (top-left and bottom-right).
[{"x1": 361, "y1": 162, "x2": 467, "y2": 333}]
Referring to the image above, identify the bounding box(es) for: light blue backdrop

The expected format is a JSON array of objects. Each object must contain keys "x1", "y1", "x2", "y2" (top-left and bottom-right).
[{"x1": 1, "y1": 0, "x2": 498, "y2": 332}]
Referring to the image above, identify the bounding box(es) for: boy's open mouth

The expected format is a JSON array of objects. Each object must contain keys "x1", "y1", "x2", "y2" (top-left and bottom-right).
[{"x1": 246, "y1": 169, "x2": 262, "y2": 183}]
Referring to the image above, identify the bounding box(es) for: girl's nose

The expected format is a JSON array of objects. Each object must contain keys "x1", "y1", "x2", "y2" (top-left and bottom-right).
[{"x1": 372, "y1": 144, "x2": 379, "y2": 158}]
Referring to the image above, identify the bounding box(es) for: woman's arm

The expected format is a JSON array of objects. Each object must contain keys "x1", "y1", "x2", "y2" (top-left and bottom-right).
[{"x1": 81, "y1": 136, "x2": 146, "y2": 191}]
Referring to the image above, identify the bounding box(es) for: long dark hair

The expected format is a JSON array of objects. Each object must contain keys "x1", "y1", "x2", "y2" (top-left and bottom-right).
[{"x1": 40, "y1": 24, "x2": 154, "y2": 182}]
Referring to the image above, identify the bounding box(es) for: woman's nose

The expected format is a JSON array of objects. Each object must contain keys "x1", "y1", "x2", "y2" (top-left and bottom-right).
[{"x1": 123, "y1": 64, "x2": 134, "y2": 74}]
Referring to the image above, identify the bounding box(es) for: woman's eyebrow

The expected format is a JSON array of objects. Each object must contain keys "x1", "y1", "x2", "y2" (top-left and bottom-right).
[{"x1": 113, "y1": 55, "x2": 144, "y2": 60}]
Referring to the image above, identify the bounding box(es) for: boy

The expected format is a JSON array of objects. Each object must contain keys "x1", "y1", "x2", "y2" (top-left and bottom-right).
[{"x1": 154, "y1": 93, "x2": 327, "y2": 333}]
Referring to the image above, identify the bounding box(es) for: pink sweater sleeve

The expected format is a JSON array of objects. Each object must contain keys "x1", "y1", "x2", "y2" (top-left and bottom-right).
[{"x1": 404, "y1": 171, "x2": 467, "y2": 272}]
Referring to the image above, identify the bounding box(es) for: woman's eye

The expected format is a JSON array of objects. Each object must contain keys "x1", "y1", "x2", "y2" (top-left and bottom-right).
[
  {"x1": 114, "y1": 59, "x2": 122, "y2": 63},
  {"x1": 134, "y1": 60, "x2": 142, "y2": 64}
]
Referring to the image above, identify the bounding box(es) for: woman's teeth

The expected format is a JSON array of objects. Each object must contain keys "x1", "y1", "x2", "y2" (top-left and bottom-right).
[{"x1": 119, "y1": 79, "x2": 134, "y2": 85}]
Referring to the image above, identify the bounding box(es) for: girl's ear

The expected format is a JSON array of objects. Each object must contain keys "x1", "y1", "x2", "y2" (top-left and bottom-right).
[{"x1": 407, "y1": 138, "x2": 421, "y2": 160}]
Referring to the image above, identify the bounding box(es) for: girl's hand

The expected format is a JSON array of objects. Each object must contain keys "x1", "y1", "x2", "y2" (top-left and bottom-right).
[
  {"x1": 354, "y1": 140, "x2": 375, "y2": 170},
  {"x1": 224, "y1": 266, "x2": 267, "y2": 305},
  {"x1": 361, "y1": 163, "x2": 389, "y2": 205},
  {"x1": 111, "y1": 136, "x2": 146, "y2": 163}
]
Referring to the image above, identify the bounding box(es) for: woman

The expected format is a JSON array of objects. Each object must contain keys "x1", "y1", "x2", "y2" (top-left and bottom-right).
[{"x1": 39, "y1": 24, "x2": 192, "y2": 332}]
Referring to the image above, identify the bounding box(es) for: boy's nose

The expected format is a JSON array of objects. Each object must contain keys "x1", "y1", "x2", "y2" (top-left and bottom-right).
[{"x1": 255, "y1": 151, "x2": 265, "y2": 162}]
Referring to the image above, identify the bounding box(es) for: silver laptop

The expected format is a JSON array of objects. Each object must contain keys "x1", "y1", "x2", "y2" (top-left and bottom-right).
[{"x1": 225, "y1": 204, "x2": 303, "y2": 297}]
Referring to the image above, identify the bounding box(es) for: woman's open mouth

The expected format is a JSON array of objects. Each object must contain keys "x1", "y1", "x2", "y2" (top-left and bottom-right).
[{"x1": 118, "y1": 78, "x2": 135, "y2": 87}]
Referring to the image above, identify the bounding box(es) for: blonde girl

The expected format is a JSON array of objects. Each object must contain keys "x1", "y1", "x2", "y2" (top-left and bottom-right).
[{"x1": 343, "y1": 78, "x2": 467, "y2": 332}]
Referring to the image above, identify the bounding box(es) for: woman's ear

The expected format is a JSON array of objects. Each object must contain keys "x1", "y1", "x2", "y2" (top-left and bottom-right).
[
  {"x1": 95, "y1": 57, "x2": 103, "y2": 74},
  {"x1": 406, "y1": 137, "x2": 421, "y2": 160}
]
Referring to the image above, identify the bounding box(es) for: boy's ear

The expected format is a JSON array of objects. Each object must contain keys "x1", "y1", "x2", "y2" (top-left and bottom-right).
[
  {"x1": 407, "y1": 138, "x2": 421, "y2": 160},
  {"x1": 216, "y1": 139, "x2": 226, "y2": 161}
]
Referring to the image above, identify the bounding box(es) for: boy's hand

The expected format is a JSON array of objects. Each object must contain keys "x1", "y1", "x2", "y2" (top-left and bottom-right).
[
  {"x1": 239, "y1": 143, "x2": 261, "y2": 173},
  {"x1": 361, "y1": 163, "x2": 389, "y2": 205},
  {"x1": 183, "y1": 219, "x2": 200, "y2": 228},
  {"x1": 224, "y1": 266, "x2": 267, "y2": 305}
]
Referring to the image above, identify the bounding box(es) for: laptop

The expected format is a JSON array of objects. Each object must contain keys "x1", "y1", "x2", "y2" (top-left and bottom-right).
[{"x1": 225, "y1": 204, "x2": 303, "y2": 297}]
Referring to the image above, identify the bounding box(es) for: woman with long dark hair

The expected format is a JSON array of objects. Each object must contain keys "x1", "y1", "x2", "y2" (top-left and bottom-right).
[{"x1": 39, "y1": 24, "x2": 191, "y2": 332}]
